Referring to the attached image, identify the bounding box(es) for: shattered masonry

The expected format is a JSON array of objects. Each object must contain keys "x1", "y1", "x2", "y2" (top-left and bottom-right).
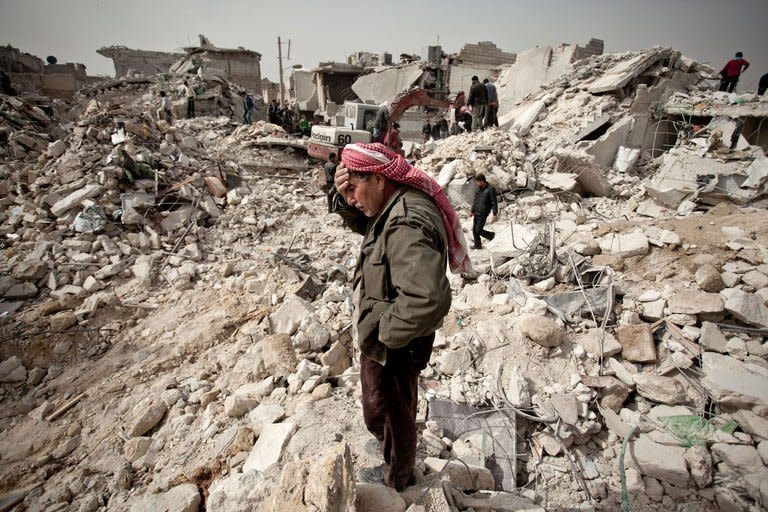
[{"x1": 1, "y1": 35, "x2": 768, "y2": 512}]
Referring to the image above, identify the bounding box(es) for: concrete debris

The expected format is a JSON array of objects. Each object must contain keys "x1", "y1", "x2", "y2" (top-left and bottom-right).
[
  {"x1": 243, "y1": 422, "x2": 297, "y2": 472},
  {"x1": 2, "y1": 40, "x2": 768, "y2": 512}
]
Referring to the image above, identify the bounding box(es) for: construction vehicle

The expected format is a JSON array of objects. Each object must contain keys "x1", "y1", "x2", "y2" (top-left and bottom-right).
[{"x1": 307, "y1": 88, "x2": 459, "y2": 161}]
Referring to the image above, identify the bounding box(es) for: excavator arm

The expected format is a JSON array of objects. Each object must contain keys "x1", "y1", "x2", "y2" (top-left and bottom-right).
[
  {"x1": 384, "y1": 88, "x2": 454, "y2": 154},
  {"x1": 388, "y1": 88, "x2": 452, "y2": 124}
]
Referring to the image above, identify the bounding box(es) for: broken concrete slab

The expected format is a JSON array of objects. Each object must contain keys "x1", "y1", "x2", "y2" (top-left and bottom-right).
[
  {"x1": 552, "y1": 150, "x2": 610, "y2": 196},
  {"x1": 598, "y1": 230, "x2": 649, "y2": 258},
  {"x1": 424, "y1": 457, "x2": 494, "y2": 491},
  {"x1": 243, "y1": 422, "x2": 296, "y2": 473},
  {"x1": 517, "y1": 314, "x2": 565, "y2": 348},
  {"x1": 627, "y1": 433, "x2": 690, "y2": 486},
  {"x1": 667, "y1": 289, "x2": 725, "y2": 315},
  {"x1": 50, "y1": 183, "x2": 103, "y2": 217},
  {"x1": 128, "y1": 483, "x2": 200, "y2": 512},
  {"x1": 261, "y1": 442, "x2": 356, "y2": 512},
  {"x1": 510, "y1": 100, "x2": 546, "y2": 136},
  {"x1": 720, "y1": 288, "x2": 768, "y2": 328},
  {"x1": 269, "y1": 296, "x2": 312, "y2": 335},
  {"x1": 351, "y1": 64, "x2": 424, "y2": 105},
  {"x1": 574, "y1": 328, "x2": 622, "y2": 358},
  {"x1": 633, "y1": 374, "x2": 687, "y2": 405},
  {"x1": 700, "y1": 352, "x2": 768, "y2": 408},
  {"x1": 356, "y1": 483, "x2": 406, "y2": 512},
  {"x1": 589, "y1": 49, "x2": 670, "y2": 94},
  {"x1": 699, "y1": 322, "x2": 728, "y2": 353},
  {"x1": 616, "y1": 323, "x2": 657, "y2": 362}
]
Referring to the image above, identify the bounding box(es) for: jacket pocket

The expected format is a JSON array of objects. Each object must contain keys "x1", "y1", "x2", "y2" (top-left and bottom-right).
[{"x1": 361, "y1": 240, "x2": 390, "y2": 301}]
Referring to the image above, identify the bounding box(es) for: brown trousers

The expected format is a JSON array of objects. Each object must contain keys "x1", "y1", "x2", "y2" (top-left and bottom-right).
[{"x1": 360, "y1": 335, "x2": 434, "y2": 490}]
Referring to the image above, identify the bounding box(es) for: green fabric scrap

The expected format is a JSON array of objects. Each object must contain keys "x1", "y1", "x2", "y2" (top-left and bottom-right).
[{"x1": 659, "y1": 415, "x2": 711, "y2": 448}]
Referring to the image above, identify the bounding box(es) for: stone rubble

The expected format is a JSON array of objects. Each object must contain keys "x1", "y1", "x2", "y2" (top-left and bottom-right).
[{"x1": 1, "y1": 42, "x2": 768, "y2": 512}]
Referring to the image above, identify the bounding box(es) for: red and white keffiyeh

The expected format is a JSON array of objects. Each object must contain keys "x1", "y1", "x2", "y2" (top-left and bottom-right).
[{"x1": 341, "y1": 142, "x2": 472, "y2": 274}]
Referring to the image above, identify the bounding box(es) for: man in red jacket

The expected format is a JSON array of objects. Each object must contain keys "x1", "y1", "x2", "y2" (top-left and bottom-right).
[{"x1": 719, "y1": 52, "x2": 750, "y2": 93}]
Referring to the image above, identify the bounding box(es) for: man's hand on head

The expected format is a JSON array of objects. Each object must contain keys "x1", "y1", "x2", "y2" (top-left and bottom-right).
[{"x1": 334, "y1": 163, "x2": 352, "y2": 203}]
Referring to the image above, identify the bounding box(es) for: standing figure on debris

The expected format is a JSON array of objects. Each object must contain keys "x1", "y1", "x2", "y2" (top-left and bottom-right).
[
  {"x1": 299, "y1": 115, "x2": 310, "y2": 136},
  {"x1": 438, "y1": 117, "x2": 449, "y2": 139},
  {"x1": 719, "y1": 52, "x2": 750, "y2": 93},
  {"x1": 467, "y1": 76, "x2": 488, "y2": 132},
  {"x1": 483, "y1": 78, "x2": 499, "y2": 128},
  {"x1": 431, "y1": 120, "x2": 441, "y2": 141},
  {"x1": 281, "y1": 102, "x2": 294, "y2": 132},
  {"x1": 331, "y1": 142, "x2": 470, "y2": 491},
  {"x1": 758, "y1": 73, "x2": 768, "y2": 96},
  {"x1": 373, "y1": 103, "x2": 390, "y2": 143},
  {"x1": 268, "y1": 100, "x2": 279, "y2": 124},
  {"x1": 243, "y1": 92, "x2": 254, "y2": 124},
  {"x1": 157, "y1": 91, "x2": 173, "y2": 124},
  {"x1": 471, "y1": 173, "x2": 498, "y2": 250},
  {"x1": 421, "y1": 119, "x2": 432, "y2": 144},
  {"x1": 384, "y1": 122, "x2": 403, "y2": 156},
  {"x1": 183, "y1": 81, "x2": 195, "y2": 118},
  {"x1": 459, "y1": 106, "x2": 473, "y2": 132},
  {"x1": 324, "y1": 152, "x2": 339, "y2": 212}
]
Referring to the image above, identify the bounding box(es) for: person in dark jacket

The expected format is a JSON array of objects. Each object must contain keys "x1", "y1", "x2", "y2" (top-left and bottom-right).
[
  {"x1": 758, "y1": 73, "x2": 768, "y2": 96},
  {"x1": 483, "y1": 78, "x2": 499, "y2": 128},
  {"x1": 471, "y1": 173, "x2": 498, "y2": 249},
  {"x1": 243, "y1": 92, "x2": 254, "y2": 124},
  {"x1": 719, "y1": 52, "x2": 750, "y2": 93},
  {"x1": 421, "y1": 119, "x2": 432, "y2": 143},
  {"x1": 466, "y1": 76, "x2": 488, "y2": 132},
  {"x1": 324, "y1": 152, "x2": 339, "y2": 212}
]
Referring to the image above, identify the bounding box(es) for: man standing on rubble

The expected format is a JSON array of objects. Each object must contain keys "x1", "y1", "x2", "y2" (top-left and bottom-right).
[
  {"x1": 157, "y1": 91, "x2": 173, "y2": 124},
  {"x1": 467, "y1": 76, "x2": 488, "y2": 132},
  {"x1": 183, "y1": 81, "x2": 195, "y2": 119},
  {"x1": 331, "y1": 142, "x2": 470, "y2": 491},
  {"x1": 421, "y1": 118, "x2": 432, "y2": 143},
  {"x1": 719, "y1": 52, "x2": 750, "y2": 93},
  {"x1": 243, "y1": 92, "x2": 254, "y2": 124},
  {"x1": 483, "y1": 78, "x2": 499, "y2": 129},
  {"x1": 758, "y1": 73, "x2": 768, "y2": 96},
  {"x1": 324, "y1": 152, "x2": 338, "y2": 212},
  {"x1": 471, "y1": 173, "x2": 498, "y2": 250}
]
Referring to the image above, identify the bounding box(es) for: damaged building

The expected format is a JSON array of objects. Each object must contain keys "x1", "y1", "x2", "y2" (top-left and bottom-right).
[
  {"x1": 170, "y1": 35, "x2": 263, "y2": 92},
  {"x1": 0, "y1": 44, "x2": 92, "y2": 98},
  {"x1": 97, "y1": 46, "x2": 184, "y2": 78}
]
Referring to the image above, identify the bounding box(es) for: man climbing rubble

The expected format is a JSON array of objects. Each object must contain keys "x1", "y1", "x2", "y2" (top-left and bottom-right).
[
  {"x1": 331, "y1": 142, "x2": 471, "y2": 491},
  {"x1": 719, "y1": 51, "x2": 750, "y2": 93},
  {"x1": 183, "y1": 80, "x2": 195, "y2": 118},
  {"x1": 471, "y1": 173, "x2": 498, "y2": 250},
  {"x1": 467, "y1": 75, "x2": 488, "y2": 132}
]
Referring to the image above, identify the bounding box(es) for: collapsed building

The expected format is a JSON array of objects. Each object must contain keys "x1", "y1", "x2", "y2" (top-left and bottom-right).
[
  {"x1": 1, "y1": 35, "x2": 768, "y2": 512},
  {"x1": 99, "y1": 36, "x2": 276, "y2": 97},
  {"x1": 97, "y1": 46, "x2": 185, "y2": 79},
  {"x1": 0, "y1": 44, "x2": 93, "y2": 99}
]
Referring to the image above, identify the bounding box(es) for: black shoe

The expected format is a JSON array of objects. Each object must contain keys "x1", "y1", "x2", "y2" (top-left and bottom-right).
[
  {"x1": 364, "y1": 438, "x2": 382, "y2": 457},
  {"x1": 488, "y1": 232, "x2": 495, "y2": 241},
  {"x1": 357, "y1": 464, "x2": 386, "y2": 484},
  {"x1": 472, "y1": 244, "x2": 482, "y2": 250}
]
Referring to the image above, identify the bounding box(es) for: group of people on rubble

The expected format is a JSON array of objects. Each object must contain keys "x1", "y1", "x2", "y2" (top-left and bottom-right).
[
  {"x1": 154, "y1": 80, "x2": 198, "y2": 124},
  {"x1": 451, "y1": 75, "x2": 499, "y2": 134},
  {"x1": 267, "y1": 99, "x2": 309, "y2": 134}
]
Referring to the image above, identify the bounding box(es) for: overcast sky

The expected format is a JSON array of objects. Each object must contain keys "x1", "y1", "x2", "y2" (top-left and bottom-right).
[{"x1": 1, "y1": 0, "x2": 766, "y2": 91}]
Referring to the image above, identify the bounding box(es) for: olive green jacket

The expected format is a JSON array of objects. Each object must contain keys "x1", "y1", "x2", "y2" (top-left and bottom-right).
[{"x1": 336, "y1": 187, "x2": 452, "y2": 366}]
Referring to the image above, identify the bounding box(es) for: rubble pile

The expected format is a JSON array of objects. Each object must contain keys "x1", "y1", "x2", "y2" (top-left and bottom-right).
[{"x1": 1, "y1": 45, "x2": 768, "y2": 512}]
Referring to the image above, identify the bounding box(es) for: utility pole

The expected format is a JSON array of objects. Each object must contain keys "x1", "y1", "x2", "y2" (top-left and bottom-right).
[{"x1": 277, "y1": 36, "x2": 285, "y2": 104}]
